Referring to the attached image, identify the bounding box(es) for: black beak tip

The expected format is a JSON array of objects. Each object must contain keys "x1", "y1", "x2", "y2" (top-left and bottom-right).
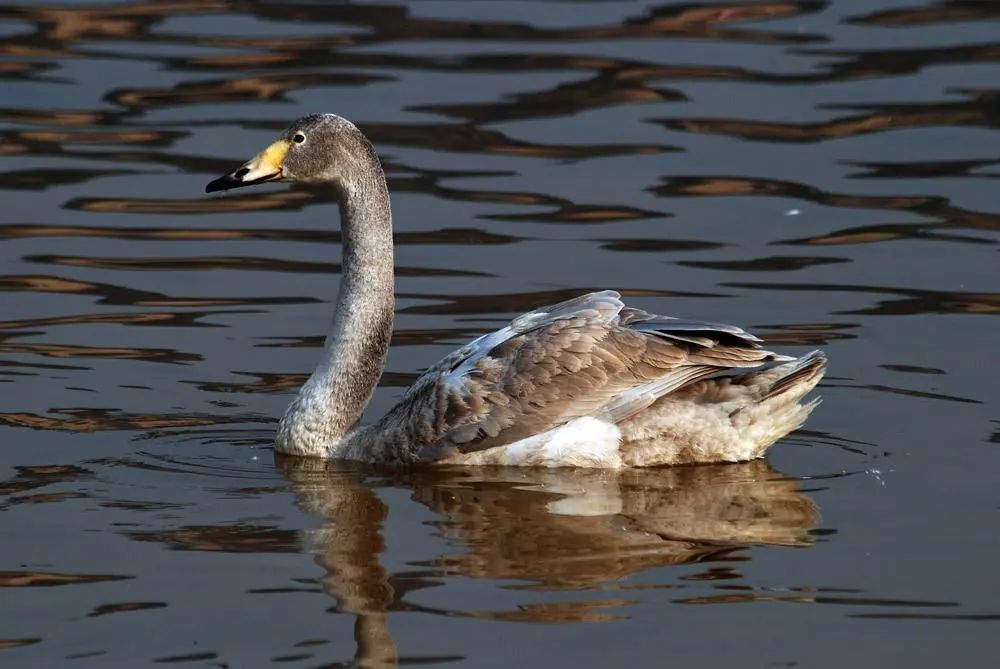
[{"x1": 205, "y1": 174, "x2": 237, "y2": 194}]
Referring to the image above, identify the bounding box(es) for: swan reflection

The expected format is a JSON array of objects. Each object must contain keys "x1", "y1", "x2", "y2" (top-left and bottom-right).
[{"x1": 278, "y1": 458, "x2": 818, "y2": 665}]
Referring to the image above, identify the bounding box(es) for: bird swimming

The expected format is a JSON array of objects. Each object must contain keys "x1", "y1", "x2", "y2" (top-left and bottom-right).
[{"x1": 206, "y1": 113, "x2": 825, "y2": 468}]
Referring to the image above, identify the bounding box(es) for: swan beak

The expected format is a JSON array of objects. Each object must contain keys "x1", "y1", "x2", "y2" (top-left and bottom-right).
[{"x1": 205, "y1": 139, "x2": 290, "y2": 193}]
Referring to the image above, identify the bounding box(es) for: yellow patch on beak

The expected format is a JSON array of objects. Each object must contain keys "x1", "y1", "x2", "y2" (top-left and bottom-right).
[
  {"x1": 205, "y1": 138, "x2": 291, "y2": 193},
  {"x1": 242, "y1": 139, "x2": 290, "y2": 179},
  {"x1": 255, "y1": 139, "x2": 291, "y2": 173}
]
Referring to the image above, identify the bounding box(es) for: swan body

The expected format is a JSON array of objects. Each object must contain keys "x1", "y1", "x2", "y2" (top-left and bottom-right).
[{"x1": 206, "y1": 114, "x2": 825, "y2": 468}]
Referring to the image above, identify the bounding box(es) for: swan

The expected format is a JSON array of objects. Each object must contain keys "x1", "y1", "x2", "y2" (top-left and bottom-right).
[{"x1": 206, "y1": 113, "x2": 825, "y2": 467}]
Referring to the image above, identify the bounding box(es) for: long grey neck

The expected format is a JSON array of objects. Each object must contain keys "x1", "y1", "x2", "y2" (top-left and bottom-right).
[{"x1": 276, "y1": 160, "x2": 394, "y2": 458}]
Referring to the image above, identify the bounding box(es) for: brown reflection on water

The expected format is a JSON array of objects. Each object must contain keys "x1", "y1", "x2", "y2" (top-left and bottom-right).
[
  {"x1": 388, "y1": 172, "x2": 666, "y2": 222},
  {"x1": 749, "y1": 322, "x2": 858, "y2": 347},
  {"x1": 0, "y1": 408, "x2": 268, "y2": 432},
  {"x1": 846, "y1": 158, "x2": 1000, "y2": 180},
  {"x1": 0, "y1": 60, "x2": 52, "y2": 80},
  {"x1": 363, "y1": 122, "x2": 666, "y2": 159},
  {"x1": 680, "y1": 255, "x2": 850, "y2": 272},
  {"x1": 0, "y1": 310, "x2": 251, "y2": 332},
  {"x1": 0, "y1": 339, "x2": 199, "y2": 364},
  {"x1": 662, "y1": 88, "x2": 999, "y2": 142},
  {"x1": 256, "y1": 459, "x2": 970, "y2": 629},
  {"x1": 0, "y1": 463, "x2": 90, "y2": 496},
  {"x1": 0, "y1": 168, "x2": 134, "y2": 190},
  {"x1": 1, "y1": 0, "x2": 821, "y2": 56},
  {"x1": 26, "y1": 254, "x2": 488, "y2": 278},
  {"x1": 0, "y1": 0, "x2": 875, "y2": 172},
  {"x1": 0, "y1": 274, "x2": 316, "y2": 308},
  {"x1": 599, "y1": 237, "x2": 724, "y2": 253},
  {"x1": 108, "y1": 72, "x2": 389, "y2": 111},
  {"x1": 6, "y1": 490, "x2": 89, "y2": 507},
  {"x1": 52, "y1": 173, "x2": 656, "y2": 226},
  {"x1": 847, "y1": 2, "x2": 1000, "y2": 27},
  {"x1": 725, "y1": 282, "x2": 1000, "y2": 316},
  {"x1": 291, "y1": 462, "x2": 399, "y2": 668},
  {"x1": 674, "y1": 590, "x2": 958, "y2": 608},
  {"x1": 15, "y1": 129, "x2": 183, "y2": 146},
  {"x1": 128, "y1": 524, "x2": 300, "y2": 553},
  {"x1": 0, "y1": 639, "x2": 40, "y2": 650},
  {"x1": 186, "y1": 370, "x2": 417, "y2": 394},
  {"x1": 258, "y1": 327, "x2": 485, "y2": 350},
  {"x1": 0, "y1": 108, "x2": 124, "y2": 126},
  {"x1": 0, "y1": 128, "x2": 185, "y2": 174},
  {"x1": 399, "y1": 287, "x2": 727, "y2": 319},
  {"x1": 87, "y1": 601, "x2": 167, "y2": 617},
  {"x1": 652, "y1": 175, "x2": 1000, "y2": 244},
  {"x1": 68, "y1": 190, "x2": 313, "y2": 215},
  {"x1": 0, "y1": 570, "x2": 131, "y2": 588},
  {"x1": 789, "y1": 223, "x2": 995, "y2": 248},
  {"x1": 1, "y1": 0, "x2": 994, "y2": 159},
  {"x1": 185, "y1": 372, "x2": 306, "y2": 396},
  {"x1": 408, "y1": 462, "x2": 817, "y2": 590},
  {"x1": 277, "y1": 459, "x2": 817, "y2": 636},
  {"x1": 0, "y1": 223, "x2": 520, "y2": 247},
  {"x1": 0, "y1": 1, "x2": 219, "y2": 52}
]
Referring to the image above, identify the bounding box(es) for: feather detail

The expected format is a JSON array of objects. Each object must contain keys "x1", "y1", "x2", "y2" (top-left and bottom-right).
[{"x1": 358, "y1": 292, "x2": 800, "y2": 464}]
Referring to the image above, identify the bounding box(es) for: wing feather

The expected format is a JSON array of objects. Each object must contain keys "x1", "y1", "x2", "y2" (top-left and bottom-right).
[{"x1": 366, "y1": 292, "x2": 787, "y2": 463}]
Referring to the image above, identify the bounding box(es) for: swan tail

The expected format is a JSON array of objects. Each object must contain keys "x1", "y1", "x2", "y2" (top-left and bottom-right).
[{"x1": 730, "y1": 350, "x2": 827, "y2": 456}]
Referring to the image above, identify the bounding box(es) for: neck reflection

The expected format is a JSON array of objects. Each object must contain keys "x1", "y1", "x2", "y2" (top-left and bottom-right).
[{"x1": 278, "y1": 458, "x2": 819, "y2": 661}]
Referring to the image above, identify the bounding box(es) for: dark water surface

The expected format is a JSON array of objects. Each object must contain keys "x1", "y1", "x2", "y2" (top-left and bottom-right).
[{"x1": 2, "y1": 0, "x2": 998, "y2": 665}]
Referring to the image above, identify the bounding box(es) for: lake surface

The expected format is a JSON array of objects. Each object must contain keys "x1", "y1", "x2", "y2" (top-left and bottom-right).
[{"x1": 1, "y1": 0, "x2": 998, "y2": 666}]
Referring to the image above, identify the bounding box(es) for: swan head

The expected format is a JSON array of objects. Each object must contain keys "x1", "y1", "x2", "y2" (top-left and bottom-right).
[{"x1": 206, "y1": 113, "x2": 376, "y2": 194}]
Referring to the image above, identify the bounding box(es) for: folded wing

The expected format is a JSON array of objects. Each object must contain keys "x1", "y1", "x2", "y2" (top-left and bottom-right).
[{"x1": 367, "y1": 291, "x2": 786, "y2": 462}]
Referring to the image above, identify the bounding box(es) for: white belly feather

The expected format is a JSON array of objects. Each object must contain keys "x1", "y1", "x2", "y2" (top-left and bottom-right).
[{"x1": 443, "y1": 417, "x2": 624, "y2": 469}]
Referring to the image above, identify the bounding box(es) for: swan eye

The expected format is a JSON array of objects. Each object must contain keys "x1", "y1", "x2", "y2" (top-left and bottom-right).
[{"x1": 293, "y1": 133, "x2": 306, "y2": 144}]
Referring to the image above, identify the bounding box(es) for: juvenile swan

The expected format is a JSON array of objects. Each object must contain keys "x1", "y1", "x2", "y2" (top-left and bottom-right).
[{"x1": 206, "y1": 114, "x2": 826, "y2": 468}]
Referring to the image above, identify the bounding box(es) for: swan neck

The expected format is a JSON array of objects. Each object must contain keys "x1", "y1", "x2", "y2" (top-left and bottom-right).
[{"x1": 277, "y1": 155, "x2": 394, "y2": 457}]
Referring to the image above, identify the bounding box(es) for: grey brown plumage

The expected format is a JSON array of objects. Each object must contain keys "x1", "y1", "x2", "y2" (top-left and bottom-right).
[
  {"x1": 206, "y1": 113, "x2": 826, "y2": 467},
  {"x1": 361, "y1": 291, "x2": 802, "y2": 464}
]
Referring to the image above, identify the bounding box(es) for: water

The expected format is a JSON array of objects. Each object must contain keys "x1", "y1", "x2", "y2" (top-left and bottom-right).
[{"x1": 1, "y1": 0, "x2": 998, "y2": 665}]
